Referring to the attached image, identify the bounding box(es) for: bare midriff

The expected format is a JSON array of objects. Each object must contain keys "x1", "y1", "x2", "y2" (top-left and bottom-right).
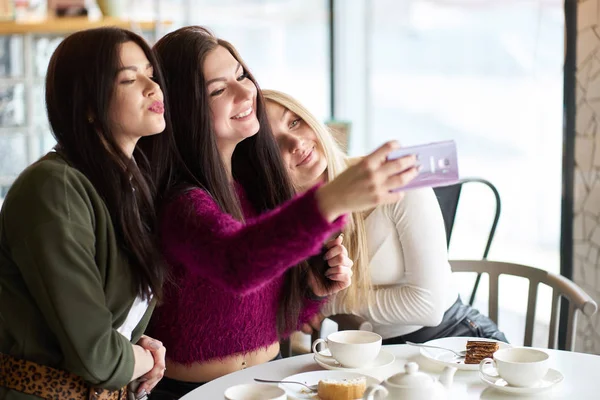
[{"x1": 163, "y1": 341, "x2": 281, "y2": 382}]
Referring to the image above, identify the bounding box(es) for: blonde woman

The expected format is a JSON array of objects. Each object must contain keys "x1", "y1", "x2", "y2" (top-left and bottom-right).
[{"x1": 263, "y1": 89, "x2": 507, "y2": 344}]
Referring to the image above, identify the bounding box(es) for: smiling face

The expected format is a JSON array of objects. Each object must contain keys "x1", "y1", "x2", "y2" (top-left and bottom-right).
[
  {"x1": 203, "y1": 45, "x2": 259, "y2": 152},
  {"x1": 108, "y1": 41, "x2": 165, "y2": 156},
  {"x1": 265, "y1": 100, "x2": 328, "y2": 191}
]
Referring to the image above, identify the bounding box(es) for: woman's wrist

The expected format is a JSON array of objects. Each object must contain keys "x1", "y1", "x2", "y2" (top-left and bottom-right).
[
  {"x1": 131, "y1": 344, "x2": 154, "y2": 380},
  {"x1": 315, "y1": 185, "x2": 343, "y2": 222}
]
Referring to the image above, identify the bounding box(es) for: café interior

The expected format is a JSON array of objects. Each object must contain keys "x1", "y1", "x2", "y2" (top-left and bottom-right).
[{"x1": 0, "y1": 0, "x2": 599, "y2": 399}]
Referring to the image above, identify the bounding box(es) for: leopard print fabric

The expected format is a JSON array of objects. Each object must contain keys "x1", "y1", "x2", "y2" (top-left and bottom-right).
[{"x1": 0, "y1": 353, "x2": 126, "y2": 400}]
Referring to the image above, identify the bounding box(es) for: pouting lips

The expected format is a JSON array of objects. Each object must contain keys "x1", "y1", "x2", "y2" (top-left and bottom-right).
[{"x1": 148, "y1": 101, "x2": 164, "y2": 113}]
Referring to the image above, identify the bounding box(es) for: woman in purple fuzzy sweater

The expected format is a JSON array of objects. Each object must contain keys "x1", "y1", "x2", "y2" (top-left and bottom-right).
[{"x1": 144, "y1": 26, "x2": 418, "y2": 399}]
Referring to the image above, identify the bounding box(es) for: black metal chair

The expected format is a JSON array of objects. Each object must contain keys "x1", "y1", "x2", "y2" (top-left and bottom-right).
[{"x1": 433, "y1": 177, "x2": 501, "y2": 305}]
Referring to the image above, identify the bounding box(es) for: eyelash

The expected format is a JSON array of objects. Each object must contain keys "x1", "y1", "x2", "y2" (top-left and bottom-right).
[
  {"x1": 210, "y1": 71, "x2": 249, "y2": 97},
  {"x1": 120, "y1": 75, "x2": 157, "y2": 85},
  {"x1": 289, "y1": 118, "x2": 301, "y2": 129}
]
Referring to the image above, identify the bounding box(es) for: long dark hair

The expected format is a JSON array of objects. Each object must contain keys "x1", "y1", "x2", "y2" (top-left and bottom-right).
[
  {"x1": 45, "y1": 27, "x2": 172, "y2": 300},
  {"x1": 153, "y1": 26, "x2": 327, "y2": 334}
]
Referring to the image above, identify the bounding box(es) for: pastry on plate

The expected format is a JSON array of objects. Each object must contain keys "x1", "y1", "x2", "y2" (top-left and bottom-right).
[
  {"x1": 317, "y1": 376, "x2": 367, "y2": 400},
  {"x1": 464, "y1": 340, "x2": 499, "y2": 364}
]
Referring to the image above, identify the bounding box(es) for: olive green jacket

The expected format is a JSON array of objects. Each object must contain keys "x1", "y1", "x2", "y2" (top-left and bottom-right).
[{"x1": 0, "y1": 153, "x2": 156, "y2": 399}]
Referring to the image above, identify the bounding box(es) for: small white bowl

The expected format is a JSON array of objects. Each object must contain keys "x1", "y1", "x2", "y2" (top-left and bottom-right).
[{"x1": 224, "y1": 383, "x2": 287, "y2": 400}]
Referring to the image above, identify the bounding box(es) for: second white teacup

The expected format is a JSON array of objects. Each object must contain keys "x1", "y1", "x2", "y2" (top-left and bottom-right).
[
  {"x1": 312, "y1": 330, "x2": 382, "y2": 368},
  {"x1": 479, "y1": 347, "x2": 549, "y2": 388}
]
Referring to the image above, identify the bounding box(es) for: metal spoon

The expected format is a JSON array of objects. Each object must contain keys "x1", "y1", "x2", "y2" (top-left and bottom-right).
[
  {"x1": 254, "y1": 378, "x2": 318, "y2": 392},
  {"x1": 406, "y1": 341, "x2": 467, "y2": 358}
]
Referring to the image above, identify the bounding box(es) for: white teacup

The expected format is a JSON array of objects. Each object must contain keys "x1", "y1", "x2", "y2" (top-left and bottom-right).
[
  {"x1": 223, "y1": 383, "x2": 286, "y2": 400},
  {"x1": 312, "y1": 330, "x2": 382, "y2": 368},
  {"x1": 479, "y1": 347, "x2": 549, "y2": 388}
]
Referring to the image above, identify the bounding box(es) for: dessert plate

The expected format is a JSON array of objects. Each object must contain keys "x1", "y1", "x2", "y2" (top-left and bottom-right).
[
  {"x1": 279, "y1": 370, "x2": 379, "y2": 400},
  {"x1": 314, "y1": 348, "x2": 395, "y2": 371},
  {"x1": 479, "y1": 368, "x2": 563, "y2": 394},
  {"x1": 419, "y1": 336, "x2": 511, "y2": 371}
]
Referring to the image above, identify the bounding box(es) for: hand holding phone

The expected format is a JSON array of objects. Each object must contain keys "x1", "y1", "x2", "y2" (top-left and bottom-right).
[{"x1": 386, "y1": 140, "x2": 459, "y2": 192}]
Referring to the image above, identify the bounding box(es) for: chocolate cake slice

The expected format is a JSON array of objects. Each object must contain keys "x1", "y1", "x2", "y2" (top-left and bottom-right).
[{"x1": 464, "y1": 340, "x2": 499, "y2": 364}]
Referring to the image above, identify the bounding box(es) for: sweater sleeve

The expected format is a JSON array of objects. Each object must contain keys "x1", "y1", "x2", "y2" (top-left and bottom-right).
[
  {"x1": 298, "y1": 297, "x2": 326, "y2": 327},
  {"x1": 3, "y1": 163, "x2": 135, "y2": 389},
  {"x1": 161, "y1": 186, "x2": 346, "y2": 295},
  {"x1": 321, "y1": 188, "x2": 451, "y2": 327}
]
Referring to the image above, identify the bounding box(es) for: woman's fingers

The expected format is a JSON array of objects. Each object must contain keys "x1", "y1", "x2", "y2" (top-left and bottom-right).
[
  {"x1": 137, "y1": 335, "x2": 162, "y2": 351},
  {"x1": 324, "y1": 244, "x2": 348, "y2": 261},
  {"x1": 384, "y1": 166, "x2": 419, "y2": 192},
  {"x1": 359, "y1": 146, "x2": 417, "y2": 204},
  {"x1": 137, "y1": 343, "x2": 167, "y2": 394},
  {"x1": 325, "y1": 234, "x2": 343, "y2": 249},
  {"x1": 329, "y1": 277, "x2": 352, "y2": 292},
  {"x1": 325, "y1": 263, "x2": 353, "y2": 279},
  {"x1": 327, "y1": 273, "x2": 353, "y2": 283},
  {"x1": 380, "y1": 154, "x2": 418, "y2": 178},
  {"x1": 363, "y1": 141, "x2": 401, "y2": 168},
  {"x1": 139, "y1": 367, "x2": 164, "y2": 394},
  {"x1": 325, "y1": 252, "x2": 353, "y2": 269}
]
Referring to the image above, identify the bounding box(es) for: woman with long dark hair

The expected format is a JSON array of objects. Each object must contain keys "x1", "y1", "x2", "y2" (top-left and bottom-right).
[
  {"x1": 147, "y1": 26, "x2": 418, "y2": 399},
  {"x1": 0, "y1": 28, "x2": 172, "y2": 399}
]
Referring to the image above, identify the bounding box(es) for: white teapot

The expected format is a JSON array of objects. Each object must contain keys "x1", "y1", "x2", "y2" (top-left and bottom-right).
[{"x1": 363, "y1": 362, "x2": 456, "y2": 400}]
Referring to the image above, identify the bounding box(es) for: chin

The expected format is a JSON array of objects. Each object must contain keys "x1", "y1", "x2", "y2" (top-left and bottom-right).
[
  {"x1": 142, "y1": 123, "x2": 166, "y2": 137},
  {"x1": 242, "y1": 123, "x2": 260, "y2": 139},
  {"x1": 152, "y1": 125, "x2": 166, "y2": 135},
  {"x1": 316, "y1": 159, "x2": 328, "y2": 179}
]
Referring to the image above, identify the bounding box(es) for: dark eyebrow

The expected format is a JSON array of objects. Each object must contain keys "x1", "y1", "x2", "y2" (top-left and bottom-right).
[
  {"x1": 206, "y1": 63, "x2": 242, "y2": 86},
  {"x1": 281, "y1": 107, "x2": 289, "y2": 122},
  {"x1": 117, "y1": 63, "x2": 153, "y2": 73}
]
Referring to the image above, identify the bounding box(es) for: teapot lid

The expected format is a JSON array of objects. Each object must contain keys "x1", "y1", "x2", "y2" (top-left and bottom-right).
[{"x1": 387, "y1": 362, "x2": 434, "y2": 388}]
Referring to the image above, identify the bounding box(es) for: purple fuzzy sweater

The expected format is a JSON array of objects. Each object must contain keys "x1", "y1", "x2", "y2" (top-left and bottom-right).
[{"x1": 149, "y1": 184, "x2": 346, "y2": 364}]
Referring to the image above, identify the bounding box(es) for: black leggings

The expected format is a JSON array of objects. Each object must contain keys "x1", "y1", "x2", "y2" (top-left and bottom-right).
[
  {"x1": 149, "y1": 352, "x2": 283, "y2": 400},
  {"x1": 382, "y1": 296, "x2": 508, "y2": 345}
]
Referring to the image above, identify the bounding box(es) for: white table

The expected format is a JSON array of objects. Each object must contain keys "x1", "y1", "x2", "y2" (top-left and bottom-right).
[{"x1": 181, "y1": 345, "x2": 600, "y2": 399}]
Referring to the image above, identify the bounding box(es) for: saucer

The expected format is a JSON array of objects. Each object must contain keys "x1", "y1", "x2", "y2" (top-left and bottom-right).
[
  {"x1": 419, "y1": 336, "x2": 512, "y2": 371},
  {"x1": 479, "y1": 368, "x2": 564, "y2": 394},
  {"x1": 314, "y1": 349, "x2": 395, "y2": 371},
  {"x1": 280, "y1": 370, "x2": 379, "y2": 400}
]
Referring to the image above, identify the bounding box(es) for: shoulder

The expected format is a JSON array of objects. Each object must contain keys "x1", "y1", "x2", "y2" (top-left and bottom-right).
[
  {"x1": 381, "y1": 188, "x2": 439, "y2": 219},
  {"x1": 0, "y1": 154, "x2": 101, "y2": 237},
  {"x1": 5, "y1": 154, "x2": 95, "y2": 205},
  {"x1": 162, "y1": 186, "x2": 221, "y2": 218},
  {"x1": 166, "y1": 187, "x2": 215, "y2": 208},
  {"x1": 17, "y1": 154, "x2": 76, "y2": 182}
]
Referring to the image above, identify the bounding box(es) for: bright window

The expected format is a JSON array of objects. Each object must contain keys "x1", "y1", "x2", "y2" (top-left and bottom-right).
[{"x1": 363, "y1": 0, "x2": 564, "y2": 345}]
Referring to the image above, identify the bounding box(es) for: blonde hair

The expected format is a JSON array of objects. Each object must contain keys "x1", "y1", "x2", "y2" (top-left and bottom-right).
[{"x1": 263, "y1": 89, "x2": 371, "y2": 309}]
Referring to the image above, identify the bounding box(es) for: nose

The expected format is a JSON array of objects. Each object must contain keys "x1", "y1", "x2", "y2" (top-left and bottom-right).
[
  {"x1": 288, "y1": 134, "x2": 304, "y2": 154},
  {"x1": 233, "y1": 80, "x2": 254, "y2": 104},
  {"x1": 143, "y1": 76, "x2": 161, "y2": 98}
]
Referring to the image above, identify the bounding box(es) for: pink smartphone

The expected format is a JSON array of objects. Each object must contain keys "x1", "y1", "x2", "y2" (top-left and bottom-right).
[{"x1": 386, "y1": 140, "x2": 459, "y2": 191}]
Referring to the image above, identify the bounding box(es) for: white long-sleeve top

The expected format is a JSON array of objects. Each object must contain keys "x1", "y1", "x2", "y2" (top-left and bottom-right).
[{"x1": 321, "y1": 187, "x2": 458, "y2": 339}]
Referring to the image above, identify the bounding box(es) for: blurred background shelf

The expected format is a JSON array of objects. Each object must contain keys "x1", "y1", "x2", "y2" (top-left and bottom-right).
[{"x1": 0, "y1": 17, "x2": 170, "y2": 35}]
